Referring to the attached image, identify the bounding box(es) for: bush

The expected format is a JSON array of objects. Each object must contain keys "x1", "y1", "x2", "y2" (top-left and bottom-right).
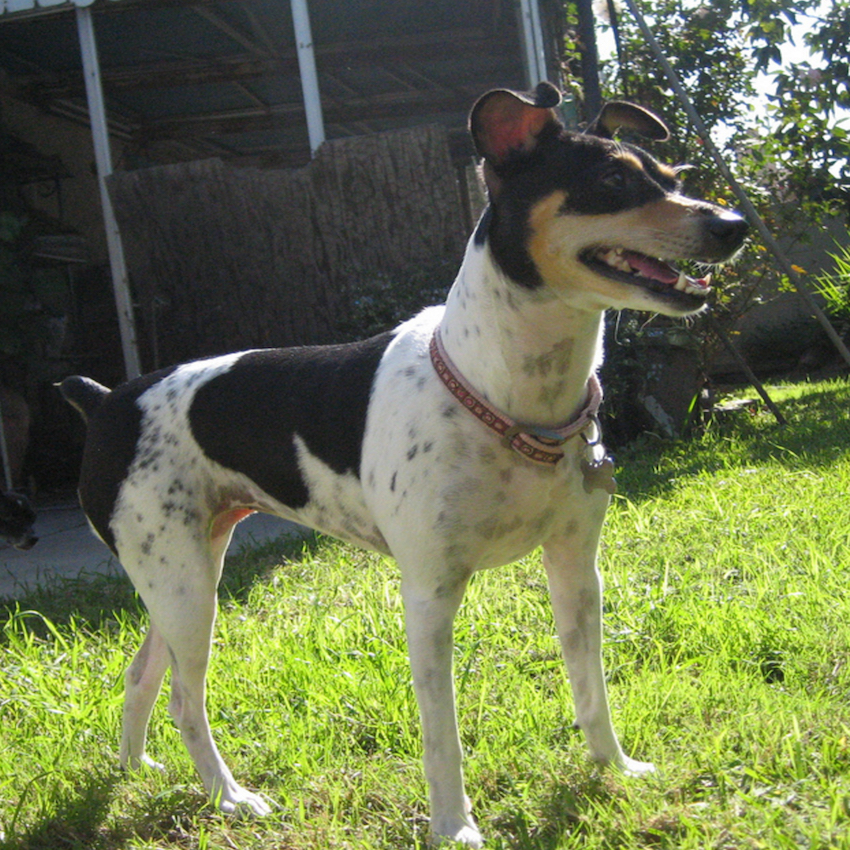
[{"x1": 334, "y1": 260, "x2": 456, "y2": 342}]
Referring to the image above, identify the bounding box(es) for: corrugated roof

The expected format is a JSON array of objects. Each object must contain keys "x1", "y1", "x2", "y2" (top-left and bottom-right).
[
  {"x1": 0, "y1": 0, "x2": 554, "y2": 168},
  {"x1": 1, "y1": 0, "x2": 125, "y2": 17}
]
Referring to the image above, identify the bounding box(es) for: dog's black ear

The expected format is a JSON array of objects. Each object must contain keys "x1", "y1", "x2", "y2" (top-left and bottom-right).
[
  {"x1": 587, "y1": 101, "x2": 670, "y2": 141},
  {"x1": 470, "y1": 82, "x2": 564, "y2": 166}
]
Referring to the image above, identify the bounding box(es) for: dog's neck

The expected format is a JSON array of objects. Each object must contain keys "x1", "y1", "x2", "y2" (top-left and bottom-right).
[{"x1": 439, "y1": 234, "x2": 604, "y2": 430}]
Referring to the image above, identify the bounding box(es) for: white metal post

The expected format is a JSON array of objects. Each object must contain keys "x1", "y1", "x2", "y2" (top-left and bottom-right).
[
  {"x1": 76, "y1": 5, "x2": 142, "y2": 380},
  {"x1": 290, "y1": 0, "x2": 325, "y2": 156},
  {"x1": 519, "y1": 0, "x2": 547, "y2": 86},
  {"x1": 528, "y1": 0, "x2": 548, "y2": 83}
]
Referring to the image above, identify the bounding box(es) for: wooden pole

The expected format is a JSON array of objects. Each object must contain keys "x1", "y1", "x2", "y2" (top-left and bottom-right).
[{"x1": 708, "y1": 313, "x2": 787, "y2": 426}]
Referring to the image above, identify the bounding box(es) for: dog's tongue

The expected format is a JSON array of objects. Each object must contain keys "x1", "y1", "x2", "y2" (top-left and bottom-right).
[{"x1": 622, "y1": 251, "x2": 679, "y2": 284}]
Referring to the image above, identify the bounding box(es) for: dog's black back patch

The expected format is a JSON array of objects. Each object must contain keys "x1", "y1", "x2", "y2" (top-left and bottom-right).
[{"x1": 189, "y1": 331, "x2": 394, "y2": 510}]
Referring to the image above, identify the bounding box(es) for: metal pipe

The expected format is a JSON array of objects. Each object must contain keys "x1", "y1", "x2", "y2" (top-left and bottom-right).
[
  {"x1": 76, "y1": 5, "x2": 142, "y2": 380},
  {"x1": 291, "y1": 0, "x2": 325, "y2": 156},
  {"x1": 708, "y1": 313, "x2": 787, "y2": 426},
  {"x1": 528, "y1": 0, "x2": 548, "y2": 83},
  {"x1": 621, "y1": 0, "x2": 850, "y2": 368},
  {"x1": 519, "y1": 0, "x2": 546, "y2": 86}
]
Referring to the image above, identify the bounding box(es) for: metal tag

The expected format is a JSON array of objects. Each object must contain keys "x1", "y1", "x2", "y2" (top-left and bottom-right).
[{"x1": 581, "y1": 453, "x2": 617, "y2": 494}]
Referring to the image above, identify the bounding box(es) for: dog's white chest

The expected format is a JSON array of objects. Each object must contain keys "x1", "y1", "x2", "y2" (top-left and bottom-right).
[{"x1": 362, "y1": 325, "x2": 605, "y2": 572}]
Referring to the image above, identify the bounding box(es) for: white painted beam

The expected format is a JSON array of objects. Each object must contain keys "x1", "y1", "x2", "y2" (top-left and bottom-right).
[
  {"x1": 519, "y1": 0, "x2": 547, "y2": 86},
  {"x1": 291, "y1": 0, "x2": 325, "y2": 156},
  {"x1": 76, "y1": 5, "x2": 141, "y2": 380}
]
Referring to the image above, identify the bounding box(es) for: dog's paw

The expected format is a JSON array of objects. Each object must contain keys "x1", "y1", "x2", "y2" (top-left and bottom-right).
[
  {"x1": 216, "y1": 785, "x2": 273, "y2": 818},
  {"x1": 430, "y1": 826, "x2": 484, "y2": 848},
  {"x1": 430, "y1": 817, "x2": 483, "y2": 848},
  {"x1": 618, "y1": 756, "x2": 656, "y2": 778},
  {"x1": 123, "y1": 753, "x2": 165, "y2": 773}
]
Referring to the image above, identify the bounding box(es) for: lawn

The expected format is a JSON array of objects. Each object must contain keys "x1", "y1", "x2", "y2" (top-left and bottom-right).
[{"x1": 1, "y1": 379, "x2": 849, "y2": 849}]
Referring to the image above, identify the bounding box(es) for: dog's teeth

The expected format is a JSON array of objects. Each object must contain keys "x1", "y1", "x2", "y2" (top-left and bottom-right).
[
  {"x1": 674, "y1": 271, "x2": 688, "y2": 291},
  {"x1": 597, "y1": 248, "x2": 634, "y2": 274},
  {"x1": 683, "y1": 273, "x2": 712, "y2": 295}
]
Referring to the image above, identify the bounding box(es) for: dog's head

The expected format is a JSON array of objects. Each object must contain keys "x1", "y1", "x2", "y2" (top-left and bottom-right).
[
  {"x1": 470, "y1": 82, "x2": 748, "y2": 316},
  {"x1": 0, "y1": 490, "x2": 37, "y2": 550}
]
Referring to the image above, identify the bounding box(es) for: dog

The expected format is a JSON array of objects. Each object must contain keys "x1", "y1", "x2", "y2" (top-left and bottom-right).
[
  {"x1": 0, "y1": 489, "x2": 37, "y2": 551},
  {"x1": 60, "y1": 82, "x2": 747, "y2": 847}
]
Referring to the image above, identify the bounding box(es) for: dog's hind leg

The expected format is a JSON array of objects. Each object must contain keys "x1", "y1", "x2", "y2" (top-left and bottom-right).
[
  {"x1": 120, "y1": 624, "x2": 170, "y2": 771},
  {"x1": 543, "y1": 531, "x2": 655, "y2": 776},
  {"x1": 400, "y1": 569, "x2": 483, "y2": 849},
  {"x1": 119, "y1": 516, "x2": 271, "y2": 817}
]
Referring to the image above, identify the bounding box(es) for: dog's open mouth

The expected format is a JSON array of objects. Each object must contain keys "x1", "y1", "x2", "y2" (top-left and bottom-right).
[{"x1": 583, "y1": 247, "x2": 712, "y2": 301}]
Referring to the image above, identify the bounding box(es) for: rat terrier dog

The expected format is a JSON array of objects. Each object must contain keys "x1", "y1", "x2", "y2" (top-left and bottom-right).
[{"x1": 61, "y1": 83, "x2": 747, "y2": 846}]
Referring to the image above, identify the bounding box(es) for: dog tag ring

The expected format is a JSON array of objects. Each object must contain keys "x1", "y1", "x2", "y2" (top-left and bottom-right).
[{"x1": 581, "y1": 415, "x2": 617, "y2": 495}]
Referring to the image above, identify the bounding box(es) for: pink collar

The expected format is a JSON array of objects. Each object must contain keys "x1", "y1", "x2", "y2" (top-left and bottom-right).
[{"x1": 429, "y1": 325, "x2": 603, "y2": 466}]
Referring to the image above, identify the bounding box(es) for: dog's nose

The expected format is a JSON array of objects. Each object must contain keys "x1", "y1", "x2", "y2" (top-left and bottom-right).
[{"x1": 706, "y1": 212, "x2": 749, "y2": 249}]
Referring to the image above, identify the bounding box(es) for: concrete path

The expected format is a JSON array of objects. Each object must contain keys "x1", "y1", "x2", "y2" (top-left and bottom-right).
[{"x1": 0, "y1": 499, "x2": 307, "y2": 599}]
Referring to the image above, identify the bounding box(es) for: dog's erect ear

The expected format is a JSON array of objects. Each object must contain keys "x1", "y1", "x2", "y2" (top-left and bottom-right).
[
  {"x1": 586, "y1": 101, "x2": 670, "y2": 141},
  {"x1": 470, "y1": 81, "x2": 563, "y2": 166}
]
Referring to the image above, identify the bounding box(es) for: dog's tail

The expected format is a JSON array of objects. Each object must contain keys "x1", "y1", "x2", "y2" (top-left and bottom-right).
[{"x1": 58, "y1": 375, "x2": 110, "y2": 423}]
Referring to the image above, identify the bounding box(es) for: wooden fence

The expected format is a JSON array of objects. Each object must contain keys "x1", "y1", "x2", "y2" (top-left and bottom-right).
[{"x1": 108, "y1": 124, "x2": 467, "y2": 368}]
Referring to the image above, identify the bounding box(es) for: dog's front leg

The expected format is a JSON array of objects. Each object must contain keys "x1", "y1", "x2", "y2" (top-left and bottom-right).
[
  {"x1": 543, "y1": 533, "x2": 654, "y2": 776},
  {"x1": 401, "y1": 572, "x2": 483, "y2": 848}
]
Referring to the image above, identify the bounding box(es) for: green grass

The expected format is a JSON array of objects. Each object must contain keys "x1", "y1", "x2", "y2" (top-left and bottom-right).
[{"x1": 2, "y1": 378, "x2": 850, "y2": 849}]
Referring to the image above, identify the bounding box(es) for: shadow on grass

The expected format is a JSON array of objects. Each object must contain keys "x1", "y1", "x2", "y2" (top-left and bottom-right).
[
  {"x1": 487, "y1": 774, "x2": 613, "y2": 849},
  {"x1": 489, "y1": 772, "x2": 689, "y2": 850},
  {"x1": 0, "y1": 530, "x2": 325, "y2": 645},
  {"x1": 0, "y1": 769, "x2": 121, "y2": 850},
  {"x1": 615, "y1": 380, "x2": 850, "y2": 502}
]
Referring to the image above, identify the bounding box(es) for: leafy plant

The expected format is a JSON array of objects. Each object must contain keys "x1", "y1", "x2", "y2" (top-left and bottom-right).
[
  {"x1": 814, "y1": 237, "x2": 850, "y2": 325},
  {"x1": 335, "y1": 260, "x2": 456, "y2": 342}
]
